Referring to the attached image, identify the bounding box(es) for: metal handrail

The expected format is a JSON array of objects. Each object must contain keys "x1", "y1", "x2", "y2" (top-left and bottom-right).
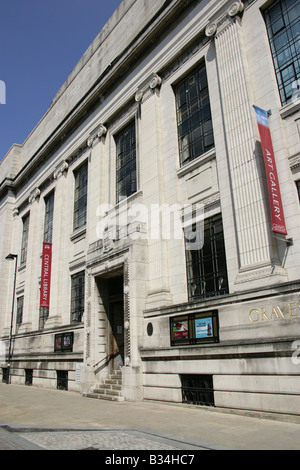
[{"x1": 93, "y1": 348, "x2": 120, "y2": 368}]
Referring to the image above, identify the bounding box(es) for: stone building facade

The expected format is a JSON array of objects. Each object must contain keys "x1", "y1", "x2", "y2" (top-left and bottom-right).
[{"x1": 1, "y1": 0, "x2": 300, "y2": 418}]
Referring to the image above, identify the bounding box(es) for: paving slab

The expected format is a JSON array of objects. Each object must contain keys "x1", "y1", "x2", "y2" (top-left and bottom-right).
[{"x1": 0, "y1": 383, "x2": 299, "y2": 450}]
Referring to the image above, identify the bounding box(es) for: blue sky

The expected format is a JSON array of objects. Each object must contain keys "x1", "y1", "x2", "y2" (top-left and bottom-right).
[{"x1": 0, "y1": 0, "x2": 121, "y2": 161}]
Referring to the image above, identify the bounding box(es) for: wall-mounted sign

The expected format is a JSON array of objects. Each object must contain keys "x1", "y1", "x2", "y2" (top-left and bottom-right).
[
  {"x1": 253, "y1": 105, "x2": 287, "y2": 235},
  {"x1": 54, "y1": 332, "x2": 74, "y2": 352},
  {"x1": 40, "y1": 242, "x2": 52, "y2": 308},
  {"x1": 170, "y1": 311, "x2": 219, "y2": 346}
]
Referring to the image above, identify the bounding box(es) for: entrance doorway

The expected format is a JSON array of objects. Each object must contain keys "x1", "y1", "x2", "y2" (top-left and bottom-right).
[
  {"x1": 108, "y1": 275, "x2": 124, "y2": 370},
  {"x1": 96, "y1": 272, "x2": 125, "y2": 371},
  {"x1": 109, "y1": 300, "x2": 124, "y2": 370}
]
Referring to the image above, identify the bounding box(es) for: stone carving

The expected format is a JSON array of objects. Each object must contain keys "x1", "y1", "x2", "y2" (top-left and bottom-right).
[
  {"x1": 97, "y1": 125, "x2": 107, "y2": 138},
  {"x1": 205, "y1": 1, "x2": 244, "y2": 38},
  {"x1": 135, "y1": 73, "x2": 162, "y2": 102},
  {"x1": 205, "y1": 22, "x2": 218, "y2": 37},
  {"x1": 149, "y1": 74, "x2": 162, "y2": 90},
  {"x1": 228, "y1": 1, "x2": 244, "y2": 17},
  {"x1": 28, "y1": 188, "x2": 40, "y2": 204},
  {"x1": 54, "y1": 161, "x2": 69, "y2": 180}
]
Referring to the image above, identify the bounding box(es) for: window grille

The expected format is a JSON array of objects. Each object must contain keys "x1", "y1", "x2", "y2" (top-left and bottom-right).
[
  {"x1": 44, "y1": 191, "x2": 54, "y2": 243},
  {"x1": 74, "y1": 163, "x2": 88, "y2": 231},
  {"x1": 20, "y1": 213, "x2": 30, "y2": 264},
  {"x1": 264, "y1": 0, "x2": 300, "y2": 105},
  {"x1": 71, "y1": 271, "x2": 85, "y2": 323},
  {"x1": 25, "y1": 369, "x2": 33, "y2": 386},
  {"x1": 39, "y1": 307, "x2": 49, "y2": 330},
  {"x1": 57, "y1": 371, "x2": 68, "y2": 391},
  {"x1": 186, "y1": 215, "x2": 228, "y2": 300},
  {"x1": 16, "y1": 296, "x2": 24, "y2": 328},
  {"x1": 116, "y1": 121, "x2": 137, "y2": 203},
  {"x1": 175, "y1": 62, "x2": 214, "y2": 166},
  {"x1": 181, "y1": 375, "x2": 215, "y2": 406}
]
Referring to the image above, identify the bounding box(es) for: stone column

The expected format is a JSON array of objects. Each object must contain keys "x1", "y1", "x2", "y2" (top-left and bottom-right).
[
  {"x1": 137, "y1": 74, "x2": 173, "y2": 309},
  {"x1": 206, "y1": 1, "x2": 287, "y2": 289},
  {"x1": 45, "y1": 162, "x2": 69, "y2": 327}
]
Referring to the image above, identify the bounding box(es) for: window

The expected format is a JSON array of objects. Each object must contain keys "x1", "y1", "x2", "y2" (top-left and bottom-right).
[
  {"x1": 185, "y1": 215, "x2": 228, "y2": 300},
  {"x1": 74, "y1": 163, "x2": 88, "y2": 231},
  {"x1": 264, "y1": 0, "x2": 300, "y2": 105},
  {"x1": 116, "y1": 121, "x2": 137, "y2": 203},
  {"x1": 20, "y1": 213, "x2": 30, "y2": 264},
  {"x1": 57, "y1": 370, "x2": 68, "y2": 391},
  {"x1": 71, "y1": 271, "x2": 85, "y2": 323},
  {"x1": 175, "y1": 63, "x2": 214, "y2": 166},
  {"x1": 181, "y1": 375, "x2": 215, "y2": 407},
  {"x1": 44, "y1": 192, "x2": 54, "y2": 243},
  {"x1": 296, "y1": 180, "x2": 300, "y2": 201},
  {"x1": 16, "y1": 296, "x2": 24, "y2": 328},
  {"x1": 39, "y1": 192, "x2": 54, "y2": 329}
]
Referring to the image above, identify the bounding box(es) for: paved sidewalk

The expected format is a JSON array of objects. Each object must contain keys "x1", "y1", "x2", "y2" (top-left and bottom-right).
[{"x1": 0, "y1": 383, "x2": 299, "y2": 450}]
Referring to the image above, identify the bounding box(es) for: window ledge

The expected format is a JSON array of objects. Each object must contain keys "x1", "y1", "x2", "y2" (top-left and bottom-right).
[
  {"x1": 70, "y1": 226, "x2": 86, "y2": 241},
  {"x1": 280, "y1": 99, "x2": 300, "y2": 119},
  {"x1": 177, "y1": 148, "x2": 216, "y2": 178}
]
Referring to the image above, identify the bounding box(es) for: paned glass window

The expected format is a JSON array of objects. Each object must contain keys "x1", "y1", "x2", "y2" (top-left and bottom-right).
[
  {"x1": 265, "y1": 0, "x2": 300, "y2": 105},
  {"x1": 20, "y1": 213, "x2": 30, "y2": 264},
  {"x1": 44, "y1": 191, "x2": 54, "y2": 243},
  {"x1": 71, "y1": 271, "x2": 85, "y2": 323},
  {"x1": 185, "y1": 215, "x2": 228, "y2": 300},
  {"x1": 74, "y1": 163, "x2": 88, "y2": 231},
  {"x1": 116, "y1": 121, "x2": 137, "y2": 203},
  {"x1": 16, "y1": 296, "x2": 24, "y2": 328},
  {"x1": 175, "y1": 63, "x2": 214, "y2": 166}
]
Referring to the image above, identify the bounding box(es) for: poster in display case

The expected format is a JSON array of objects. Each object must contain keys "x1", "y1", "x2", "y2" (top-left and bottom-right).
[
  {"x1": 54, "y1": 332, "x2": 74, "y2": 352},
  {"x1": 170, "y1": 311, "x2": 219, "y2": 346}
]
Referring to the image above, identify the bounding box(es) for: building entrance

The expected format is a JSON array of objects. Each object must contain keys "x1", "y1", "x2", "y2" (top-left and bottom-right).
[
  {"x1": 109, "y1": 299, "x2": 124, "y2": 370},
  {"x1": 96, "y1": 272, "x2": 125, "y2": 371}
]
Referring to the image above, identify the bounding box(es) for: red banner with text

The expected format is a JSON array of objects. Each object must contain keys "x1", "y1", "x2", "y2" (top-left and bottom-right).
[
  {"x1": 40, "y1": 242, "x2": 52, "y2": 308},
  {"x1": 253, "y1": 105, "x2": 287, "y2": 235}
]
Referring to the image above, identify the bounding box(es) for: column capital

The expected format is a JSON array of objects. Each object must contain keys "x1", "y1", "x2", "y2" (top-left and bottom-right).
[
  {"x1": 205, "y1": 1, "x2": 244, "y2": 38},
  {"x1": 53, "y1": 160, "x2": 69, "y2": 180},
  {"x1": 135, "y1": 73, "x2": 162, "y2": 103}
]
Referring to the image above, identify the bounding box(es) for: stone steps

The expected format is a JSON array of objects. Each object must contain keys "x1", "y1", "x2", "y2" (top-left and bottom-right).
[{"x1": 84, "y1": 370, "x2": 125, "y2": 402}]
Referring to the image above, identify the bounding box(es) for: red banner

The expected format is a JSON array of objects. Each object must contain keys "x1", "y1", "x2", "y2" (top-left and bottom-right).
[
  {"x1": 40, "y1": 242, "x2": 52, "y2": 308},
  {"x1": 253, "y1": 106, "x2": 287, "y2": 235}
]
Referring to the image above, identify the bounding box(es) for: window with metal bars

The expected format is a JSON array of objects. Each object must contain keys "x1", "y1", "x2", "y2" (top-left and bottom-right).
[
  {"x1": 20, "y1": 213, "x2": 30, "y2": 264},
  {"x1": 175, "y1": 62, "x2": 214, "y2": 166},
  {"x1": 115, "y1": 120, "x2": 137, "y2": 203},
  {"x1": 57, "y1": 370, "x2": 68, "y2": 391},
  {"x1": 43, "y1": 191, "x2": 54, "y2": 243},
  {"x1": 39, "y1": 192, "x2": 54, "y2": 329},
  {"x1": 185, "y1": 215, "x2": 228, "y2": 300},
  {"x1": 181, "y1": 375, "x2": 215, "y2": 406},
  {"x1": 16, "y1": 296, "x2": 24, "y2": 329},
  {"x1": 71, "y1": 271, "x2": 85, "y2": 323},
  {"x1": 73, "y1": 163, "x2": 88, "y2": 231},
  {"x1": 264, "y1": 0, "x2": 300, "y2": 106}
]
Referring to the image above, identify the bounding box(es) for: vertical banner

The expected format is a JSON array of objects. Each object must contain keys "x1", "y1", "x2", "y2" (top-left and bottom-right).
[
  {"x1": 253, "y1": 105, "x2": 287, "y2": 235},
  {"x1": 40, "y1": 242, "x2": 52, "y2": 308}
]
